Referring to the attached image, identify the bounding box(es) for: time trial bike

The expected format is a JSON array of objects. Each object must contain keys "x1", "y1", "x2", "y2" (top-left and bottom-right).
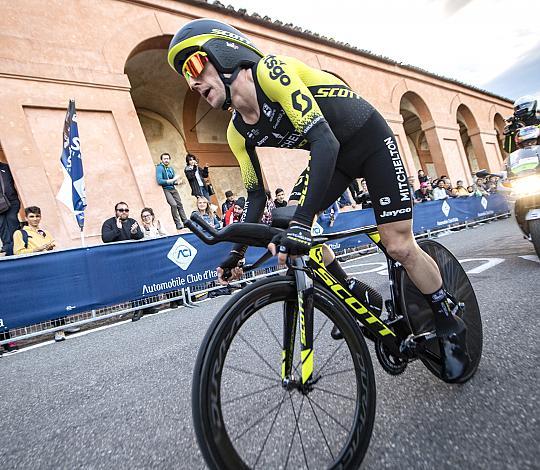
[{"x1": 186, "y1": 210, "x2": 482, "y2": 469}]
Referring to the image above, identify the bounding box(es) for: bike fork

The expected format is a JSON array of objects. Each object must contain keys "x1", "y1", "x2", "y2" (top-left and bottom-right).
[{"x1": 282, "y1": 257, "x2": 315, "y2": 388}]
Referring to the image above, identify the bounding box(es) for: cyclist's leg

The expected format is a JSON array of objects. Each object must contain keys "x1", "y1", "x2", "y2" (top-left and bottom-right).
[{"x1": 359, "y1": 112, "x2": 470, "y2": 381}]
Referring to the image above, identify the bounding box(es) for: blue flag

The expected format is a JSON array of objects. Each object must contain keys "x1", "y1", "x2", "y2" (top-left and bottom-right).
[{"x1": 57, "y1": 100, "x2": 87, "y2": 229}]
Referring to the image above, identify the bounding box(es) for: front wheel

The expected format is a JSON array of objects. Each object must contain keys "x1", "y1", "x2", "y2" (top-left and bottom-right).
[
  {"x1": 399, "y1": 240, "x2": 483, "y2": 383},
  {"x1": 192, "y1": 276, "x2": 376, "y2": 469},
  {"x1": 529, "y1": 219, "x2": 540, "y2": 258}
]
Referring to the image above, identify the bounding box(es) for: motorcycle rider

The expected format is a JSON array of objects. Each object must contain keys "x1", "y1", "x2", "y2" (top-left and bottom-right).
[{"x1": 503, "y1": 95, "x2": 540, "y2": 153}]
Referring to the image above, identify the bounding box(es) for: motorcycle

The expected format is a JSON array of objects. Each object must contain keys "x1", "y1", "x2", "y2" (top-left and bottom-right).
[{"x1": 477, "y1": 125, "x2": 540, "y2": 257}]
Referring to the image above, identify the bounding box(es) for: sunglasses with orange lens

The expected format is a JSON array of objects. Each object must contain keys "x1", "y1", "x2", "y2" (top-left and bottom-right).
[{"x1": 182, "y1": 51, "x2": 209, "y2": 82}]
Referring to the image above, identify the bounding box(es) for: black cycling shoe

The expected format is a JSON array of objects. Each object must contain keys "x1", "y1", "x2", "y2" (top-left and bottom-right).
[{"x1": 437, "y1": 315, "x2": 470, "y2": 382}]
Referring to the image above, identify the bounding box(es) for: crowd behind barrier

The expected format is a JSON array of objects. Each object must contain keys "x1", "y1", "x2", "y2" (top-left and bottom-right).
[{"x1": 0, "y1": 194, "x2": 509, "y2": 346}]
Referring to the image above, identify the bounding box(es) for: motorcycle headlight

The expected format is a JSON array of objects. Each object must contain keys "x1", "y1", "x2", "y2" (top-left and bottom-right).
[{"x1": 511, "y1": 175, "x2": 540, "y2": 196}]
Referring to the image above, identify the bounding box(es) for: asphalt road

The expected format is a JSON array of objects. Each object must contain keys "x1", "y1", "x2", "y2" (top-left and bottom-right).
[{"x1": 0, "y1": 217, "x2": 538, "y2": 469}]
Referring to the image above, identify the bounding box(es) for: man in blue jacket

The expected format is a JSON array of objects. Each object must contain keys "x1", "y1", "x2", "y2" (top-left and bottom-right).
[{"x1": 156, "y1": 153, "x2": 187, "y2": 230}]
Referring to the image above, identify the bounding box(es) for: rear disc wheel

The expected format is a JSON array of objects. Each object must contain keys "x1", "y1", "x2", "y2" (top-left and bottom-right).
[{"x1": 399, "y1": 240, "x2": 483, "y2": 383}]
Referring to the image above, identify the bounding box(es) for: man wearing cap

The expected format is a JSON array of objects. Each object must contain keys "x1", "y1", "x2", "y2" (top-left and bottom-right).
[
  {"x1": 221, "y1": 190, "x2": 236, "y2": 220},
  {"x1": 223, "y1": 197, "x2": 245, "y2": 226},
  {"x1": 414, "y1": 182, "x2": 433, "y2": 203}
]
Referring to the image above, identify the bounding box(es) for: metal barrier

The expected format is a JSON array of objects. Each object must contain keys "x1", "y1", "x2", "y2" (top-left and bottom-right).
[{"x1": 0, "y1": 210, "x2": 510, "y2": 352}]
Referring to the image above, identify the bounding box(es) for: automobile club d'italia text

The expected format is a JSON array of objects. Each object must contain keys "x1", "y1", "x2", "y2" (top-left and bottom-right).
[{"x1": 142, "y1": 269, "x2": 217, "y2": 294}]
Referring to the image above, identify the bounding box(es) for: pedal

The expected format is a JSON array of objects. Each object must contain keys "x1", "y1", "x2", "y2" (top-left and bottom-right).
[{"x1": 400, "y1": 331, "x2": 436, "y2": 357}]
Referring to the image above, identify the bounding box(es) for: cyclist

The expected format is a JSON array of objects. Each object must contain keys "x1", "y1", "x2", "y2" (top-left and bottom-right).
[{"x1": 168, "y1": 18, "x2": 469, "y2": 381}]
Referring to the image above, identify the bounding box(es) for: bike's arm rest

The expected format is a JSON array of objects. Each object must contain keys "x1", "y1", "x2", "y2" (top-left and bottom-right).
[{"x1": 186, "y1": 213, "x2": 282, "y2": 248}]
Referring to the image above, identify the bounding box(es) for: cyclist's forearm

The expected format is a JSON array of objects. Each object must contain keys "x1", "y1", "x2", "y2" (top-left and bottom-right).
[{"x1": 293, "y1": 122, "x2": 339, "y2": 226}]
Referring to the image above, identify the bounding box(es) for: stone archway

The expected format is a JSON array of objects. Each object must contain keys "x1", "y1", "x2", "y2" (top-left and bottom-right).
[
  {"x1": 494, "y1": 112, "x2": 507, "y2": 160},
  {"x1": 399, "y1": 91, "x2": 436, "y2": 179},
  {"x1": 124, "y1": 38, "x2": 243, "y2": 216},
  {"x1": 456, "y1": 104, "x2": 481, "y2": 175}
]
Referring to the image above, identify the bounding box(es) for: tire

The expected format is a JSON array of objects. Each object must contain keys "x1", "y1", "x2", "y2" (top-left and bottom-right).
[
  {"x1": 192, "y1": 276, "x2": 376, "y2": 470},
  {"x1": 399, "y1": 240, "x2": 483, "y2": 383},
  {"x1": 529, "y1": 219, "x2": 540, "y2": 258}
]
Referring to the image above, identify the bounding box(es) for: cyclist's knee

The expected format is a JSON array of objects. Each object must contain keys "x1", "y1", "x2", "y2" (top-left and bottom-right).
[
  {"x1": 386, "y1": 241, "x2": 416, "y2": 265},
  {"x1": 380, "y1": 230, "x2": 417, "y2": 266}
]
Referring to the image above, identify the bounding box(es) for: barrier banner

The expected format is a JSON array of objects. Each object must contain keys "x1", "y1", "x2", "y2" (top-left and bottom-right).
[{"x1": 0, "y1": 194, "x2": 508, "y2": 331}]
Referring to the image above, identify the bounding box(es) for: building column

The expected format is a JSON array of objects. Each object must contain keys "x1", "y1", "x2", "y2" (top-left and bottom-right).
[
  {"x1": 468, "y1": 129, "x2": 504, "y2": 172},
  {"x1": 422, "y1": 120, "x2": 473, "y2": 185}
]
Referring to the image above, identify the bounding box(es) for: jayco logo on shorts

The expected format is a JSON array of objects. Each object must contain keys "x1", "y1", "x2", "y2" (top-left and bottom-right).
[
  {"x1": 167, "y1": 237, "x2": 197, "y2": 270},
  {"x1": 379, "y1": 197, "x2": 391, "y2": 206},
  {"x1": 380, "y1": 207, "x2": 411, "y2": 218}
]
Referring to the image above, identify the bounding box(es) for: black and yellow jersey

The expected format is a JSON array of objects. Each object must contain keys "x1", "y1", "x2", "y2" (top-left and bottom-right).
[{"x1": 227, "y1": 54, "x2": 375, "y2": 227}]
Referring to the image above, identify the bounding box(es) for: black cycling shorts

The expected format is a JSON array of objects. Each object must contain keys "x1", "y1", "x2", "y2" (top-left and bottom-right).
[{"x1": 289, "y1": 111, "x2": 413, "y2": 225}]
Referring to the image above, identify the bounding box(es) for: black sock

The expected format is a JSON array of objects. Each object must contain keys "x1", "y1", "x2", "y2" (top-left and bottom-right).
[
  {"x1": 326, "y1": 259, "x2": 348, "y2": 284},
  {"x1": 424, "y1": 287, "x2": 458, "y2": 335}
]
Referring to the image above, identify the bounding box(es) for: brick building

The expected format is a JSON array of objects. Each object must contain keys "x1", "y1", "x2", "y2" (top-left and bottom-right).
[{"x1": 0, "y1": 0, "x2": 512, "y2": 248}]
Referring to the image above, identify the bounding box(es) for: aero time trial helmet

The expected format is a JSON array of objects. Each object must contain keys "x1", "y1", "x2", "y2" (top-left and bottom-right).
[
  {"x1": 167, "y1": 19, "x2": 263, "y2": 109},
  {"x1": 513, "y1": 95, "x2": 538, "y2": 121}
]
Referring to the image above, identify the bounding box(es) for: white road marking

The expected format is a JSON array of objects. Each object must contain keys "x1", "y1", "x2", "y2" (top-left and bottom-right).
[
  {"x1": 459, "y1": 258, "x2": 505, "y2": 274},
  {"x1": 345, "y1": 262, "x2": 387, "y2": 276},
  {"x1": 519, "y1": 255, "x2": 540, "y2": 264},
  {"x1": 344, "y1": 257, "x2": 506, "y2": 277}
]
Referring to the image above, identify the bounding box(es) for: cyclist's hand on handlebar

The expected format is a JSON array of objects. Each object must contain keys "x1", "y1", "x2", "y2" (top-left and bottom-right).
[
  {"x1": 217, "y1": 266, "x2": 244, "y2": 285},
  {"x1": 217, "y1": 250, "x2": 245, "y2": 285},
  {"x1": 268, "y1": 222, "x2": 312, "y2": 265}
]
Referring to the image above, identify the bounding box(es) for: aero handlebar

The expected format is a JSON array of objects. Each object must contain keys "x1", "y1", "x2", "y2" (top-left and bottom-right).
[{"x1": 186, "y1": 213, "x2": 282, "y2": 248}]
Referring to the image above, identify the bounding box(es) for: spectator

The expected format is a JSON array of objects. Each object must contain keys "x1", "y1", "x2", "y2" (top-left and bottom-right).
[
  {"x1": 443, "y1": 177, "x2": 455, "y2": 197},
  {"x1": 224, "y1": 197, "x2": 245, "y2": 226},
  {"x1": 348, "y1": 179, "x2": 361, "y2": 203},
  {"x1": 417, "y1": 169, "x2": 428, "y2": 184},
  {"x1": 140, "y1": 207, "x2": 167, "y2": 239},
  {"x1": 101, "y1": 202, "x2": 144, "y2": 243},
  {"x1": 192, "y1": 196, "x2": 221, "y2": 229},
  {"x1": 274, "y1": 188, "x2": 287, "y2": 208},
  {"x1": 13, "y1": 206, "x2": 71, "y2": 342},
  {"x1": 467, "y1": 184, "x2": 485, "y2": 197},
  {"x1": 485, "y1": 175, "x2": 499, "y2": 193},
  {"x1": 0, "y1": 162, "x2": 21, "y2": 256},
  {"x1": 156, "y1": 152, "x2": 188, "y2": 230},
  {"x1": 184, "y1": 153, "x2": 210, "y2": 200},
  {"x1": 356, "y1": 179, "x2": 372, "y2": 208},
  {"x1": 221, "y1": 190, "x2": 236, "y2": 219},
  {"x1": 261, "y1": 191, "x2": 276, "y2": 226},
  {"x1": 13, "y1": 206, "x2": 55, "y2": 255},
  {"x1": 320, "y1": 201, "x2": 340, "y2": 227},
  {"x1": 475, "y1": 177, "x2": 486, "y2": 190},
  {"x1": 432, "y1": 179, "x2": 449, "y2": 200},
  {"x1": 453, "y1": 180, "x2": 469, "y2": 197},
  {"x1": 414, "y1": 182, "x2": 433, "y2": 203}
]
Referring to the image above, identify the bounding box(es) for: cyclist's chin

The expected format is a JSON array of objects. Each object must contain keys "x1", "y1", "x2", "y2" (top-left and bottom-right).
[{"x1": 204, "y1": 89, "x2": 223, "y2": 109}]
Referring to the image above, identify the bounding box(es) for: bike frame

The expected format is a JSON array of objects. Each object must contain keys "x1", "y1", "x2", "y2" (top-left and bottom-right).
[{"x1": 281, "y1": 228, "x2": 409, "y2": 385}]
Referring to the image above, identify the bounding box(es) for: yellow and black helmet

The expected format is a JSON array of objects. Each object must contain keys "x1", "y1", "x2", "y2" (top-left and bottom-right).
[{"x1": 167, "y1": 18, "x2": 263, "y2": 76}]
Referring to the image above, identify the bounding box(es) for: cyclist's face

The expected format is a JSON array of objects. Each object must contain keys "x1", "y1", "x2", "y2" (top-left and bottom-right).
[{"x1": 187, "y1": 62, "x2": 225, "y2": 109}]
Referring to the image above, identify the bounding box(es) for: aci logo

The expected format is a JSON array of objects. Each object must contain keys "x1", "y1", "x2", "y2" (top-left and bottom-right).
[
  {"x1": 312, "y1": 221, "x2": 324, "y2": 236},
  {"x1": 168, "y1": 237, "x2": 197, "y2": 270},
  {"x1": 441, "y1": 200, "x2": 451, "y2": 217}
]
